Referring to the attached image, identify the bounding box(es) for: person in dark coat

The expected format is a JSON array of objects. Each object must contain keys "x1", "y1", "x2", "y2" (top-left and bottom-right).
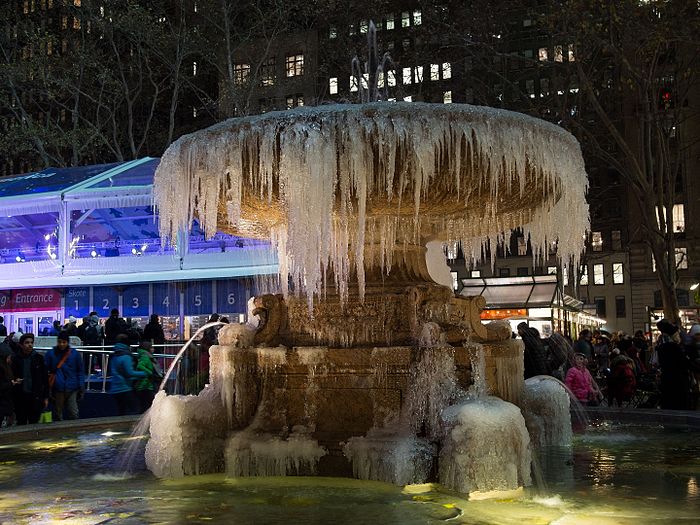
[
  {"x1": 0, "y1": 316, "x2": 7, "y2": 338},
  {"x1": 517, "y1": 323, "x2": 549, "y2": 379},
  {"x1": 104, "y1": 308, "x2": 128, "y2": 346},
  {"x1": 45, "y1": 331, "x2": 85, "y2": 421},
  {"x1": 142, "y1": 314, "x2": 165, "y2": 345},
  {"x1": 0, "y1": 342, "x2": 19, "y2": 427},
  {"x1": 656, "y1": 319, "x2": 693, "y2": 410},
  {"x1": 10, "y1": 333, "x2": 49, "y2": 425}
]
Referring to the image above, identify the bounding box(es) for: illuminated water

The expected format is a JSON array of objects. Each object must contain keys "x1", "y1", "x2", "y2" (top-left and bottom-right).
[{"x1": 0, "y1": 421, "x2": 698, "y2": 524}]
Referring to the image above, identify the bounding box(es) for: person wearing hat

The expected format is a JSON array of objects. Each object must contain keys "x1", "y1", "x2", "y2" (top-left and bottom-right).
[
  {"x1": 63, "y1": 316, "x2": 78, "y2": 338},
  {"x1": 45, "y1": 331, "x2": 85, "y2": 421},
  {"x1": 656, "y1": 319, "x2": 695, "y2": 410},
  {"x1": 10, "y1": 333, "x2": 49, "y2": 425},
  {"x1": 134, "y1": 341, "x2": 162, "y2": 413},
  {"x1": 109, "y1": 334, "x2": 147, "y2": 415}
]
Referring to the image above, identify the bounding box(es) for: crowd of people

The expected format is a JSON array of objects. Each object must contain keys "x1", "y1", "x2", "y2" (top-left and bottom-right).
[
  {"x1": 518, "y1": 319, "x2": 700, "y2": 411},
  {"x1": 0, "y1": 310, "x2": 172, "y2": 428}
]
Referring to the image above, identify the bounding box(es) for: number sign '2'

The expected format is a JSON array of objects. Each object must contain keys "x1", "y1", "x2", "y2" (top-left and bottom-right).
[{"x1": 92, "y1": 286, "x2": 120, "y2": 315}]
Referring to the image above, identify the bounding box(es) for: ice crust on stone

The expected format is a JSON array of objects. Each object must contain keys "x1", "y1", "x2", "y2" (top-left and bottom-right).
[
  {"x1": 154, "y1": 103, "x2": 589, "y2": 306},
  {"x1": 342, "y1": 430, "x2": 435, "y2": 485},
  {"x1": 439, "y1": 396, "x2": 532, "y2": 495},
  {"x1": 522, "y1": 375, "x2": 572, "y2": 448},
  {"x1": 225, "y1": 428, "x2": 327, "y2": 477}
]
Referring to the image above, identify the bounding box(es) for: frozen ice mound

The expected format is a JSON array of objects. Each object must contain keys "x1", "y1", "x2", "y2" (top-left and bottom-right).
[
  {"x1": 439, "y1": 396, "x2": 532, "y2": 495},
  {"x1": 522, "y1": 375, "x2": 572, "y2": 448}
]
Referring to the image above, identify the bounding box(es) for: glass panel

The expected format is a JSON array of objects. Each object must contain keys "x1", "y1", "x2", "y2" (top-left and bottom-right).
[
  {"x1": 37, "y1": 316, "x2": 55, "y2": 336},
  {"x1": 0, "y1": 212, "x2": 60, "y2": 263},
  {"x1": 481, "y1": 284, "x2": 533, "y2": 307},
  {"x1": 526, "y1": 283, "x2": 557, "y2": 306},
  {"x1": 0, "y1": 163, "x2": 119, "y2": 198},
  {"x1": 87, "y1": 158, "x2": 159, "y2": 188},
  {"x1": 16, "y1": 316, "x2": 34, "y2": 334}
]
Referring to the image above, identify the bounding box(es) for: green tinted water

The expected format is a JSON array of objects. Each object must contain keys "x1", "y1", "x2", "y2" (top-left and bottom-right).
[{"x1": 0, "y1": 421, "x2": 697, "y2": 524}]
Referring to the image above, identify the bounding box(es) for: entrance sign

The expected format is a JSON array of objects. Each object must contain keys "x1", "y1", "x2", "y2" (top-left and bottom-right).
[{"x1": 0, "y1": 288, "x2": 62, "y2": 312}]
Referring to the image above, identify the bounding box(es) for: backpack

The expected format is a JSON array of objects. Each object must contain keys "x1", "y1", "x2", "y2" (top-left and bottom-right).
[{"x1": 84, "y1": 324, "x2": 99, "y2": 346}]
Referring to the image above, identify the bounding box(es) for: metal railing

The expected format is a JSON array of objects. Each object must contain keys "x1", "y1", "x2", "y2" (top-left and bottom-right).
[{"x1": 34, "y1": 343, "x2": 188, "y2": 394}]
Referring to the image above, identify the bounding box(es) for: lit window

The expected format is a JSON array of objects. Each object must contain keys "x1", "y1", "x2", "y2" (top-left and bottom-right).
[
  {"x1": 554, "y1": 45, "x2": 563, "y2": 62},
  {"x1": 329, "y1": 27, "x2": 337, "y2": 39},
  {"x1": 386, "y1": 14, "x2": 395, "y2": 30},
  {"x1": 451, "y1": 271, "x2": 459, "y2": 291},
  {"x1": 360, "y1": 20, "x2": 368, "y2": 33},
  {"x1": 517, "y1": 236, "x2": 527, "y2": 256},
  {"x1": 523, "y1": 18, "x2": 532, "y2": 26},
  {"x1": 413, "y1": 66, "x2": 423, "y2": 82},
  {"x1": 192, "y1": 107, "x2": 197, "y2": 118},
  {"x1": 547, "y1": 266, "x2": 557, "y2": 275},
  {"x1": 286, "y1": 95, "x2": 304, "y2": 109},
  {"x1": 192, "y1": 61, "x2": 197, "y2": 76},
  {"x1": 446, "y1": 242, "x2": 458, "y2": 259},
  {"x1": 349, "y1": 24, "x2": 355, "y2": 35},
  {"x1": 193, "y1": 1, "x2": 197, "y2": 13},
  {"x1": 442, "y1": 62, "x2": 452, "y2": 79},
  {"x1": 402, "y1": 11, "x2": 410, "y2": 27},
  {"x1": 563, "y1": 266, "x2": 569, "y2": 285},
  {"x1": 612, "y1": 230, "x2": 622, "y2": 250},
  {"x1": 62, "y1": 15, "x2": 68, "y2": 29},
  {"x1": 430, "y1": 63, "x2": 439, "y2": 81},
  {"x1": 286, "y1": 54, "x2": 304, "y2": 77},
  {"x1": 593, "y1": 264, "x2": 604, "y2": 285},
  {"x1": 74, "y1": 0, "x2": 81, "y2": 6},
  {"x1": 538, "y1": 47, "x2": 548, "y2": 61},
  {"x1": 413, "y1": 10, "x2": 422, "y2": 25},
  {"x1": 676, "y1": 247, "x2": 688, "y2": 269},
  {"x1": 350, "y1": 76, "x2": 358, "y2": 92},
  {"x1": 329, "y1": 77, "x2": 338, "y2": 95},
  {"x1": 387, "y1": 70, "x2": 396, "y2": 86},
  {"x1": 540, "y1": 78, "x2": 549, "y2": 95},
  {"x1": 579, "y1": 265, "x2": 588, "y2": 286},
  {"x1": 443, "y1": 91, "x2": 452, "y2": 104},
  {"x1": 591, "y1": 231, "x2": 603, "y2": 251},
  {"x1": 403, "y1": 95, "x2": 413, "y2": 102},
  {"x1": 568, "y1": 43, "x2": 575, "y2": 62},
  {"x1": 403, "y1": 67, "x2": 412, "y2": 84},
  {"x1": 73, "y1": 17, "x2": 81, "y2": 29},
  {"x1": 613, "y1": 263, "x2": 624, "y2": 284},
  {"x1": 233, "y1": 63, "x2": 250, "y2": 85},
  {"x1": 261, "y1": 58, "x2": 275, "y2": 86},
  {"x1": 656, "y1": 203, "x2": 685, "y2": 232},
  {"x1": 471, "y1": 270, "x2": 481, "y2": 278},
  {"x1": 24, "y1": 0, "x2": 29, "y2": 14}
]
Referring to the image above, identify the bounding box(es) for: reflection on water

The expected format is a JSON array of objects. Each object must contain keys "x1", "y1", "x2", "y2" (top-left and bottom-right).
[{"x1": 0, "y1": 422, "x2": 698, "y2": 524}]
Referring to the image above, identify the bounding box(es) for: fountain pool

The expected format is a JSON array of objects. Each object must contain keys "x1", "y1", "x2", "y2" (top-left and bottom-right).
[{"x1": 0, "y1": 420, "x2": 698, "y2": 524}]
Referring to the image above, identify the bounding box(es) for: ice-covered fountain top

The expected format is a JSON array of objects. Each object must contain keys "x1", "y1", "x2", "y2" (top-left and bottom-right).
[{"x1": 154, "y1": 102, "x2": 589, "y2": 303}]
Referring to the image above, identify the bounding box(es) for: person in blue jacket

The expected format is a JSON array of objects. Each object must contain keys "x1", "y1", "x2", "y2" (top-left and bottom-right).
[
  {"x1": 45, "y1": 331, "x2": 85, "y2": 421},
  {"x1": 110, "y1": 334, "x2": 147, "y2": 415}
]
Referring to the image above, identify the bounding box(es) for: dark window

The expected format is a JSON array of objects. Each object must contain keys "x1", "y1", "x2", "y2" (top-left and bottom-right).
[
  {"x1": 653, "y1": 290, "x2": 662, "y2": 308},
  {"x1": 615, "y1": 296, "x2": 626, "y2": 318},
  {"x1": 260, "y1": 57, "x2": 276, "y2": 86},
  {"x1": 517, "y1": 267, "x2": 529, "y2": 276},
  {"x1": 594, "y1": 296, "x2": 606, "y2": 318},
  {"x1": 499, "y1": 268, "x2": 511, "y2": 277},
  {"x1": 677, "y1": 288, "x2": 690, "y2": 307}
]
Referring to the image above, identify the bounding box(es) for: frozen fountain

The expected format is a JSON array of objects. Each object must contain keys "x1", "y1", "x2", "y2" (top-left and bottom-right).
[{"x1": 147, "y1": 24, "x2": 588, "y2": 497}]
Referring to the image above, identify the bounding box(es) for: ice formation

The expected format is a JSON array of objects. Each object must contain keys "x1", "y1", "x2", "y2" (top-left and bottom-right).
[
  {"x1": 343, "y1": 431, "x2": 435, "y2": 485},
  {"x1": 154, "y1": 103, "x2": 589, "y2": 306},
  {"x1": 439, "y1": 396, "x2": 532, "y2": 495},
  {"x1": 225, "y1": 428, "x2": 327, "y2": 477},
  {"x1": 522, "y1": 375, "x2": 572, "y2": 448}
]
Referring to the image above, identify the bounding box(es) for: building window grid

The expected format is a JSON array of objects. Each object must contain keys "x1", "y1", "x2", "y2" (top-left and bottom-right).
[
  {"x1": 234, "y1": 63, "x2": 250, "y2": 85},
  {"x1": 329, "y1": 77, "x2": 338, "y2": 95},
  {"x1": 676, "y1": 247, "x2": 688, "y2": 269},
  {"x1": 401, "y1": 11, "x2": 410, "y2": 27},
  {"x1": 615, "y1": 296, "x2": 626, "y2": 318},
  {"x1": 260, "y1": 58, "x2": 276, "y2": 86},
  {"x1": 579, "y1": 265, "x2": 588, "y2": 286},
  {"x1": 286, "y1": 54, "x2": 304, "y2": 77}
]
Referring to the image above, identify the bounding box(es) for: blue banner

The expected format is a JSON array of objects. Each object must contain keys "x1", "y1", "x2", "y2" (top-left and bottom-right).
[
  {"x1": 216, "y1": 279, "x2": 247, "y2": 314},
  {"x1": 92, "y1": 286, "x2": 120, "y2": 316},
  {"x1": 152, "y1": 282, "x2": 180, "y2": 316},
  {"x1": 65, "y1": 287, "x2": 90, "y2": 318},
  {"x1": 184, "y1": 281, "x2": 213, "y2": 316},
  {"x1": 122, "y1": 284, "x2": 150, "y2": 318}
]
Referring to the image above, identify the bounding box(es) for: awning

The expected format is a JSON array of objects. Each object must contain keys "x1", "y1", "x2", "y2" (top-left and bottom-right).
[{"x1": 460, "y1": 274, "x2": 559, "y2": 309}]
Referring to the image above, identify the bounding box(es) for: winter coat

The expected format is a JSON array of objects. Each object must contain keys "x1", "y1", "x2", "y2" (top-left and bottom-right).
[
  {"x1": 566, "y1": 366, "x2": 596, "y2": 403},
  {"x1": 0, "y1": 345, "x2": 14, "y2": 417},
  {"x1": 109, "y1": 343, "x2": 147, "y2": 394},
  {"x1": 105, "y1": 316, "x2": 128, "y2": 345},
  {"x1": 45, "y1": 346, "x2": 85, "y2": 393},
  {"x1": 608, "y1": 355, "x2": 636, "y2": 403},
  {"x1": 10, "y1": 350, "x2": 48, "y2": 401},
  {"x1": 657, "y1": 339, "x2": 692, "y2": 410},
  {"x1": 142, "y1": 322, "x2": 165, "y2": 345},
  {"x1": 134, "y1": 348, "x2": 158, "y2": 392},
  {"x1": 521, "y1": 328, "x2": 549, "y2": 379},
  {"x1": 83, "y1": 315, "x2": 103, "y2": 346}
]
